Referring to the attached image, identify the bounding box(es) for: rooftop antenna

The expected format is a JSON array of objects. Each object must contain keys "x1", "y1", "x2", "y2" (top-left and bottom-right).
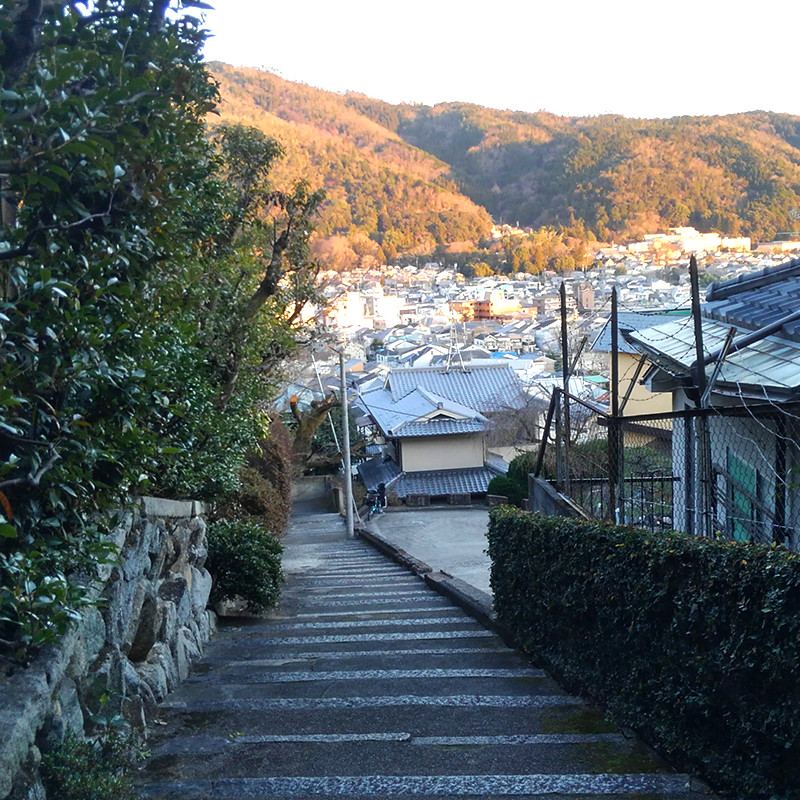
[{"x1": 444, "y1": 311, "x2": 468, "y2": 373}]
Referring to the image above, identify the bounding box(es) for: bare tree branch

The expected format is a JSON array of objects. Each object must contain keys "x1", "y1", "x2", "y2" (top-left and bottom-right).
[{"x1": 0, "y1": 446, "x2": 59, "y2": 490}]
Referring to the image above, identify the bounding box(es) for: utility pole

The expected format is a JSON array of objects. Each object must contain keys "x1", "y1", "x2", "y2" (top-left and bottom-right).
[
  {"x1": 689, "y1": 254, "x2": 710, "y2": 538},
  {"x1": 609, "y1": 287, "x2": 624, "y2": 523},
  {"x1": 339, "y1": 350, "x2": 354, "y2": 539},
  {"x1": 559, "y1": 282, "x2": 571, "y2": 489}
]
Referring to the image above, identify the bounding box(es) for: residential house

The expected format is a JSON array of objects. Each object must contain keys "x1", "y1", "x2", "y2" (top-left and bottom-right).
[
  {"x1": 357, "y1": 363, "x2": 525, "y2": 501},
  {"x1": 591, "y1": 311, "x2": 679, "y2": 418},
  {"x1": 627, "y1": 258, "x2": 800, "y2": 548}
]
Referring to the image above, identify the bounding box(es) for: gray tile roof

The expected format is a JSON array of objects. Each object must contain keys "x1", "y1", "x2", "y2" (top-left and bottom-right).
[
  {"x1": 357, "y1": 457, "x2": 402, "y2": 493},
  {"x1": 395, "y1": 466, "x2": 500, "y2": 497},
  {"x1": 388, "y1": 364, "x2": 526, "y2": 412},
  {"x1": 705, "y1": 256, "x2": 800, "y2": 342},
  {"x1": 360, "y1": 387, "x2": 487, "y2": 438},
  {"x1": 396, "y1": 419, "x2": 486, "y2": 437}
]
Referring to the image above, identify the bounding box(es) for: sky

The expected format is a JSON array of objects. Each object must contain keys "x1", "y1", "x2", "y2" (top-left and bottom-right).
[{"x1": 199, "y1": 0, "x2": 800, "y2": 120}]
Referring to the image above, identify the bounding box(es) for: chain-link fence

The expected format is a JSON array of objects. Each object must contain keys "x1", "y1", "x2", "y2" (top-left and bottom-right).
[{"x1": 537, "y1": 390, "x2": 800, "y2": 551}]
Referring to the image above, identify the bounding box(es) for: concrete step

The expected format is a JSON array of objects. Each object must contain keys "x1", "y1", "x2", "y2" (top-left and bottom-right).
[
  {"x1": 150, "y1": 704, "x2": 620, "y2": 740},
  {"x1": 188, "y1": 646, "x2": 528, "y2": 674},
  {"x1": 140, "y1": 773, "x2": 699, "y2": 800},
  {"x1": 136, "y1": 510, "x2": 708, "y2": 800},
  {"x1": 143, "y1": 735, "x2": 675, "y2": 780}
]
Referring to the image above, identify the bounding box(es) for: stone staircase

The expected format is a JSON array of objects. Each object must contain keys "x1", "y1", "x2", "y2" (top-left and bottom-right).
[{"x1": 136, "y1": 510, "x2": 704, "y2": 799}]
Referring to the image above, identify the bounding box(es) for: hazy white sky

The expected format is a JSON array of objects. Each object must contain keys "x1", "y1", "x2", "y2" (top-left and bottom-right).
[{"x1": 200, "y1": 0, "x2": 799, "y2": 119}]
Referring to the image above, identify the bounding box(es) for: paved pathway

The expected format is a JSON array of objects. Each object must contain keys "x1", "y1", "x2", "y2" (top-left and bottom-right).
[
  {"x1": 137, "y1": 509, "x2": 701, "y2": 799},
  {"x1": 370, "y1": 507, "x2": 492, "y2": 595}
]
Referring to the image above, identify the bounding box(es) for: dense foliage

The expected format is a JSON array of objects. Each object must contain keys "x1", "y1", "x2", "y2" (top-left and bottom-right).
[
  {"x1": 211, "y1": 64, "x2": 800, "y2": 251},
  {"x1": 0, "y1": 3, "x2": 316, "y2": 657},
  {"x1": 41, "y1": 730, "x2": 141, "y2": 800},
  {"x1": 486, "y1": 475, "x2": 524, "y2": 506},
  {"x1": 206, "y1": 520, "x2": 284, "y2": 613},
  {"x1": 488, "y1": 507, "x2": 800, "y2": 799},
  {"x1": 216, "y1": 417, "x2": 294, "y2": 536}
]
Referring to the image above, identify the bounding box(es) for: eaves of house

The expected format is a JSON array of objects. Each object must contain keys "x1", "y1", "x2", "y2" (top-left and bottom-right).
[{"x1": 627, "y1": 257, "x2": 800, "y2": 401}]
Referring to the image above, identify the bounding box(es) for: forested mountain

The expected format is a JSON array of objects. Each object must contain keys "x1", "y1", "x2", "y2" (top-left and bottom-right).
[
  {"x1": 397, "y1": 106, "x2": 800, "y2": 242},
  {"x1": 211, "y1": 63, "x2": 800, "y2": 258},
  {"x1": 210, "y1": 64, "x2": 492, "y2": 267}
]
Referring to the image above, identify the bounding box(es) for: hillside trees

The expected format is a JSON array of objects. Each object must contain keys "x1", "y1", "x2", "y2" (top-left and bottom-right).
[{"x1": 0, "y1": 2, "x2": 320, "y2": 656}]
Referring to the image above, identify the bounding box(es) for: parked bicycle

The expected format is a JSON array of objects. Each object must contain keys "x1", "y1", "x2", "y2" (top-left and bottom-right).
[{"x1": 366, "y1": 482, "x2": 387, "y2": 520}]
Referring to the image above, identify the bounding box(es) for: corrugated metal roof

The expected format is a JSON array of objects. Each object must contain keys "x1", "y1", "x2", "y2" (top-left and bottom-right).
[
  {"x1": 591, "y1": 311, "x2": 680, "y2": 354},
  {"x1": 628, "y1": 318, "x2": 800, "y2": 394},
  {"x1": 705, "y1": 257, "x2": 800, "y2": 342},
  {"x1": 357, "y1": 457, "x2": 402, "y2": 493},
  {"x1": 389, "y1": 364, "x2": 525, "y2": 411}
]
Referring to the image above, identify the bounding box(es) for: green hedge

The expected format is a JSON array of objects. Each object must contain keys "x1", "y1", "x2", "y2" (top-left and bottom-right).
[{"x1": 487, "y1": 507, "x2": 800, "y2": 799}]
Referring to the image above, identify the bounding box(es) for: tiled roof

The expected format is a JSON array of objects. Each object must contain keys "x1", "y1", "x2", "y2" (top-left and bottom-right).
[
  {"x1": 388, "y1": 364, "x2": 526, "y2": 412},
  {"x1": 357, "y1": 457, "x2": 402, "y2": 493},
  {"x1": 704, "y1": 257, "x2": 800, "y2": 342},
  {"x1": 592, "y1": 311, "x2": 681, "y2": 354},
  {"x1": 394, "y1": 466, "x2": 500, "y2": 497},
  {"x1": 360, "y1": 387, "x2": 486, "y2": 438},
  {"x1": 396, "y1": 419, "x2": 486, "y2": 437}
]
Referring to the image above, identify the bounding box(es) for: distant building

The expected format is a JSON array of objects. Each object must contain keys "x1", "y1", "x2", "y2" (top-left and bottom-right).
[
  {"x1": 573, "y1": 282, "x2": 595, "y2": 312},
  {"x1": 755, "y1": 240, "x2": 800, "y2": 254},
  {"x1": 473, "y1": 290, "x2": 521, "y2": 320},
  {"x1": 627, "y1": 227, "x2": 750, "y2": 260}
]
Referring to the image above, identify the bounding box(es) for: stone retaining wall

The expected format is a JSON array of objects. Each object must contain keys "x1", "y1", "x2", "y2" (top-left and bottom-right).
[{"x1": 1, "y1": 497, "x2": 215, "y2": 799}]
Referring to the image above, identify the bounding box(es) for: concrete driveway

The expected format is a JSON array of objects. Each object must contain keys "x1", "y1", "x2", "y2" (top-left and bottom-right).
[{"x1": 370, "y1": 507, "x2": 492, "y2": 595}]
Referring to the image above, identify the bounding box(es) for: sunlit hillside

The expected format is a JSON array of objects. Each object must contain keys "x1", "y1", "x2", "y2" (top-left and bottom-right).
[
  {"x1": 210, "y1": 63, "x2": 493, "y2": 266},
  {"x1": 211, "y1": 63, "x2": 800, "y2": 260}
]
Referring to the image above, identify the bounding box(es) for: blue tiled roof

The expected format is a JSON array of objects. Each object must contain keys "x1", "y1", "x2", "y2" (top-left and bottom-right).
[
  {"x1": 705, "y1": 257, "x2": 800, "y2": 342},
  {"x1": 389, "y1": 364, "x2": 525, "y2": 412}
]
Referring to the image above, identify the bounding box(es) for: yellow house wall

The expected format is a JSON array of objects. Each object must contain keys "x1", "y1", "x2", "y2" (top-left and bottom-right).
[
  {"x1": 616, "y1": 353, "x2": 673, "y2": 416},
  {"x1": 400, "y1": 435, "x2": 485, "y2": 472}
]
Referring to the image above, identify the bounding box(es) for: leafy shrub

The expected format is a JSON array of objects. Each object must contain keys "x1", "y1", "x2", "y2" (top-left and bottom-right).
[
  {"x1": 487, "y1": 475, "x2": 525, "y2": 506},
  {"x1": 487, "y1": 507, "x2": 800, "y2": 799},
  {"x1": 0, "y1": 5, "x2": 318, "y2": 653},
  {"x1": 41, "y1": 730, "x2": 142, "y2": 800},
  {"x1": 206, "y1": 521, "x2": 284, "y2": 613},
  {"x1": 506, "y1": 452, "x2": 539, "y2": 499}
]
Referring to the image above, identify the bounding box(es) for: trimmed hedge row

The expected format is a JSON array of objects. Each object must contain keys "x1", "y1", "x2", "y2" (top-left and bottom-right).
[{"x1": 487, "y1": 507, "x2": 800, "y2": 799}]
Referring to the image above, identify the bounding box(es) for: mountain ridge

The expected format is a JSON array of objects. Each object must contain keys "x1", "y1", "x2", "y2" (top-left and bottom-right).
[{"x1": 210, "y1": 63, "x2": 800, "y2": 262}]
